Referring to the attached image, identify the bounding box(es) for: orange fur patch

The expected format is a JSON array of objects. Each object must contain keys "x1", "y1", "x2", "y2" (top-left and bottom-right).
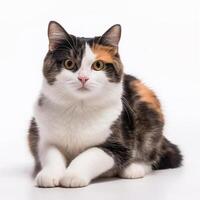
[
  {"x1": 132, "y1": 80, "x2": 164, "y2": 121},
  {"x1": 91, "y1": 44, "x2": 116, "y2": 63}
]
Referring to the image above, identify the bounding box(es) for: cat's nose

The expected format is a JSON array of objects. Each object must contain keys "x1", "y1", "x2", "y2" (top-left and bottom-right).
[{"x1": 78, "y1": 76, "x2": 89, "y2": 85}]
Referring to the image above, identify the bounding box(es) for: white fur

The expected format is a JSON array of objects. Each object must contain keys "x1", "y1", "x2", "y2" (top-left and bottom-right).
[
  {"x1": 35, "y1": 146, "x2": 66, "y2": 187},
  {"x1": 119, "y1": 162, "x2": 152, "y2": 179},
  {"x1": 78, "y1": 43, "x2": 96, "y2": 78},
  {"x1": 34, "y1": 43, "x2": 123, "y2": 187},
  {"x1": 35, "y1": 80, "x2": 122, "y2": 158},
  {"x1": 60, "y1": 148, "x2": 114, "y2": 187}
]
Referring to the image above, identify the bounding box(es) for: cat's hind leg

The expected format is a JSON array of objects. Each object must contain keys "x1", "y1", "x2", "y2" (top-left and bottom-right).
[{"x1": 119, "y1": 162, "x2": 152, "y2": 179}]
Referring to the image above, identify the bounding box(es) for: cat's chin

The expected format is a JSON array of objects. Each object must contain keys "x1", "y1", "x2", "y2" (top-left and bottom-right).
[
  {"x1": 74, "y1": 90, "x2": 95, "y2": 99},
  {"x1": 71, "y1": 87, "x2": 101, "y2": 100}
]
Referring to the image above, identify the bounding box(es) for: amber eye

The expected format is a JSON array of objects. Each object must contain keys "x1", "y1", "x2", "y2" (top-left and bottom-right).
[
  {"x1": 64, "y1": 59, "x2": 75, "y2": 70},
  {"x1": 92, "y1": 60, "x2": 105, "y2": 71}
]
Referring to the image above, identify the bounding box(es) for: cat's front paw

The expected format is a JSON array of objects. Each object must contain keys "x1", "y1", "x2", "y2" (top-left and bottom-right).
[
  {"x1": 35, "y1": 168, "x2": 64, "y2": 188},
  {"x1": 60, "y1": 170, "x2": 90, "y2": 188}
]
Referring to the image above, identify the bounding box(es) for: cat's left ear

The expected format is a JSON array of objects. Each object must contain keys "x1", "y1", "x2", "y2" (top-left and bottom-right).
[
  {"x1": 101, "y1": 24, "x2": 121, "y2": 47},
  {"x1": 48, "y1": 21, "x2": 69, "y2": 51}
]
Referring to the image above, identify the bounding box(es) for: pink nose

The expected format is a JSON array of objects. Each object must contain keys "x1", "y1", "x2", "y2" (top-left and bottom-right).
[{"x1": 78, "y1": 76, "x2": 89, "y2": 85}]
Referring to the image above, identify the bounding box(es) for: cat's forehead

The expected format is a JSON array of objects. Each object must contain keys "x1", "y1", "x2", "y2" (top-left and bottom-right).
[{"x1": 68, "y1": 36, "x2": 117, "y2": 63}]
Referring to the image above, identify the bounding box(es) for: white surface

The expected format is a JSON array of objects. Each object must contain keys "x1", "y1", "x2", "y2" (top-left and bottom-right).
[{"x1": 0, "y1": 0, "x2": 200, "y2": 199}]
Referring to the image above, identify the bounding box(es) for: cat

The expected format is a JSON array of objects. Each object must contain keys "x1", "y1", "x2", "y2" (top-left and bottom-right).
[{"x1": 28, "y1": 21, "x2": 182, "y2": 188}]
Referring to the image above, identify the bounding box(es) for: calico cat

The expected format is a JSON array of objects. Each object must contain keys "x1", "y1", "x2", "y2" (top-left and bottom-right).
[{"x1": 28, "y1": 21, "x2": 182, "y2": 188}]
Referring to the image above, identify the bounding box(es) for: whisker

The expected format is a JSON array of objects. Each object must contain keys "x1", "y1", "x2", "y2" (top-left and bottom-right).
[{"x1": 121, "y1": 96, "x2": 136, "y2": 115}]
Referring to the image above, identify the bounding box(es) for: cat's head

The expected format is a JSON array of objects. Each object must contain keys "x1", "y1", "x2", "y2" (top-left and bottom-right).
[{"x1": 43, "y1": 21, "x2": 123, "y2": 102}]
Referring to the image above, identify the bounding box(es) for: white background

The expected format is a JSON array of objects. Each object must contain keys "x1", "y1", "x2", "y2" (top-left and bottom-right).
[{"x1": 0, "y1": 0, "x2": 199, "y2": 199}]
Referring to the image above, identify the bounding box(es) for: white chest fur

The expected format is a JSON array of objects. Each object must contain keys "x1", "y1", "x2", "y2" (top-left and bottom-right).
[{"x1": 34, "y1": 98, "x2": 122, "y2": 160}]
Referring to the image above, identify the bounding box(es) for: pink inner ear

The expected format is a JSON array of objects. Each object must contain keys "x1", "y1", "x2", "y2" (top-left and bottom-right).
[
  {"x1": 102, "y1": 24, "x2": 121, "y2": 47},
  {"x1": 49, "y1": 41, "x2": 58, "y2": 51},
  {"x1": 48, "y1": 22, "x2": 67, "y2": 51}
]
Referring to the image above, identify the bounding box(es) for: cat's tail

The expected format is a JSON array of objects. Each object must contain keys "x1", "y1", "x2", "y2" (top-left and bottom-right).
[{"x1": 153, "y1": 137, "x2": 183, "y2": 170}]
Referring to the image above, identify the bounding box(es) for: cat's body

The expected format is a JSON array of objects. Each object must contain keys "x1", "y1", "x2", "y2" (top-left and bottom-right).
[
  {"x1": 34, "y1": 79, "x2": 122, "y2": 162},
  {"x1": 28, "y1": 21, "x2": 182, "y2": 188}
]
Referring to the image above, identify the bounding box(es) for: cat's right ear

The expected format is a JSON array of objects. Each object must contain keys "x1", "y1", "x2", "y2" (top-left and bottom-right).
[{"x1": 48, "y1": 21, "x2": 68, "y2": 51}]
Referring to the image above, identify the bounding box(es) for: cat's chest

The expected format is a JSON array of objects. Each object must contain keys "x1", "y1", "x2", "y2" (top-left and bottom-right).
[{"x1": 34, "y1": 101, "x2": 122, "y2": 157}]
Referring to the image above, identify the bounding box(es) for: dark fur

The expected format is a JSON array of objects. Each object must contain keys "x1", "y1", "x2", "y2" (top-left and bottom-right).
[
  {"x1": 98, "y1": 74, "x2": 182, "y2": 171},
  {"x1": 28, "y1": 118, "x2": 41, "y2": 175}
]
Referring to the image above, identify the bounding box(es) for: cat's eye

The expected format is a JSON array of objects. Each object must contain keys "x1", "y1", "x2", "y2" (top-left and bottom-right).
[
  {"x1": 92, "y1": 60, "x2": 105, "y2": 71},
  {"x1": 64, "y1": 59, "x2": 75, "y2": 70}
]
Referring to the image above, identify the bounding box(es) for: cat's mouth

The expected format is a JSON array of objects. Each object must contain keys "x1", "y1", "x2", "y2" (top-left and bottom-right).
[{"x1": 77, "y1": 87, "x2": 90, "y2": 92}]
